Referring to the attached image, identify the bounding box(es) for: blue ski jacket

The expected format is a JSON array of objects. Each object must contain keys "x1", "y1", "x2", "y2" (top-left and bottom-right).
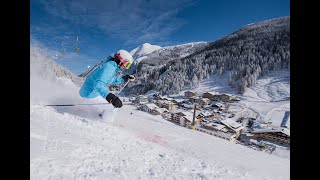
[{"x1": 79, "y1": 60, "x2": 124, "y2": 99}]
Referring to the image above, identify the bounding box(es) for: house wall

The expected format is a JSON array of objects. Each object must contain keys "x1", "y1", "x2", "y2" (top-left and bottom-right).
[
  {"x1": 202, "y1": 93, "x2": 214, "y2": 99},
  {"x1": 253, "y1": 133, "x2": 290, "y2": 144},
  {"x1": 171, "y1": 114, "x2": 181, "y2": 124},
  {"x1": 142, "y1": 106, "x2": 151, "y2": 113},
  {"x1": 194, "y1": 126, "x2": 237, "y2": 142},
  {"x1": 185, "y1": 92, "x2": 196, "y2": 97}
]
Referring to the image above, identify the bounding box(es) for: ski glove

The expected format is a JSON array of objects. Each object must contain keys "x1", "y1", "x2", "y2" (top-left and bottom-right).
[
  {"x1": 106, "y1": 93, "x2": 123, "y2": 108},
  {"x1": 122, "y1": 75, "x2": 135, "y2": 83}
]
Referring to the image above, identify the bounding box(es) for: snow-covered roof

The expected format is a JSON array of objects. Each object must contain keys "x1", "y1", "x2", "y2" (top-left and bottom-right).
[
  {"x1": 181, "y1": 104, "x2": 195, "y2": 109},
  {"x1": 137, "y1": 95, "x2": 148, "y2": 99},
  {"x1": 144, "y1": 103, "x2": 158, "y2": 109},
  {"x1": 220, "y1": 118, "x2": 243, "y2": 131},
  {"x1": 203, "y1": 92, "x2": 215, "y2": 95},
  {"x1": 173, "y1": 99, "x2": 186, "y2": 103},
  {"x1": 181, "y1": 111, "x2": 194, "y2": 122},
  {"x1": 252, "y1": 128, "x2": 290, "y2": 136},
  {"x1": 181, "y1": 111, "x2": 193, "y2": 117},
  {"x1": 158, "y1": 100, "x2": 175, "y2": 104},
  {"x1": 221, "y1": 93, "x2": 234, "y2": 97},
  {"x1": 171, "y1": 110, "x2": 194, "y2": 122},
  {"x1": 164, "y1": 97, "x2": 174, "y2": 101},
  {"x1": 154, "y1": 108, "x2": 169, "y2": 114},
  {"x1": 198, "y1": 111, "x2": 212, "y2": 117},
  {"x1": 202, "y1": 105, "x2": 212, "y2": 108},
  {"x1": 212, "y1": 102, "x2": 224, "y2": 107},
  {"x1": 205, "y1": 122, "x2": 226, "y2": 131},
  {"x1": 170, "y1": 109, "x2": 184, "y2": 114}
]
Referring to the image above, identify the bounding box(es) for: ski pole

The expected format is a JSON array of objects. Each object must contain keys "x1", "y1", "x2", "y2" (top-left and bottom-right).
[
  {"x1": 116, "y1": 80, "x2": 130, "y2": 95},
  {"x1": 44, "y1": 103, "x2": 132, "y2": 107},
  {"x1": 43, "y1": 81, "x2": 130, "y2": 107},
  {"x1": 44, "y1": 102, "x2": 111, "y2": 107}
]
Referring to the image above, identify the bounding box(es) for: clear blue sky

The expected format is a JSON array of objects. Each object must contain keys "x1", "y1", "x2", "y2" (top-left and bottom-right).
[{"x1": 30, "y1": 0, "x2": 290, "y2": 74}]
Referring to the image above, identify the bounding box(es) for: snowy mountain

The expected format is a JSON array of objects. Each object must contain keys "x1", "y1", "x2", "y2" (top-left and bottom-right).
[
  {"x1": 126, "y1": 42, "x2": 208, "y2": 75},
  {"x1": 30, "y1": 46, "x2": 289, "y2": 179},
  {"x1": 124, "y1": 16, "x2": 289, "y2": 96},
  {"x1": 125, "y1": 43, "x2": 162, "y2": 74},
  {"x1": 135, "y1": 41, "x2": 209, "y2": 67},
  {"x1": 130, "y1": 43, "x2": 162, "y2": 60}
]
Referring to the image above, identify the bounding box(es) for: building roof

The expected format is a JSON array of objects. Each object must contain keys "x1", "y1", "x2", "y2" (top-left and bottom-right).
[
  {"x1": 164, "y1": 97, "x2": 174, "y2": 101},
  {"x1": 203, "y1": 92, "x2": 215, "y2": 95},
  {"x1": 158, "y1": 100, "x2": 175, "y2": 104},
  {"x1": 159, "y1": 95, "x2": 174, "y2": 101},
  {"x1": 182, "y1": 104, "x2": 195, "y2": 109},
  {"x1": 144, "y1": 103, "x2": 159, "y2": 109},
  {"x1": 202, "y1": 105, "x2": 212, "y2": 108},
  {"x1": 220, "y1": 93, "x2": 233, "y2": 97},
  {"x1": 154, "y1": 108, "x2": 169, "y2": 114},
  {"x1": 170, "y1": 109, "x2": 185, "y2": 114},
  {"x1": 173, "y1": 99, "x2": 186, "y2": 103},
  {"x1": 198, "y1": 111, "x2": 212, "y2": 117},
  {"x1": 220, "y1": 118, "x2": 243, "y2": 131},
  {"x1": 180, "y1": 111, "x2": 193, "y2": 116},
  {"x1": 181, "y1": 111, "x2": 194, "y2": 122},
  {"x1": 195, "y1": 125, "x2": 235, "y2": 139},
  {"x1": 251, "y1": 127, "x2": 290, "y2": 137},
  {"x1": 205, "y1": 122, "x2": 226, "y2": 131},
  {"x1": 212, "y1": 102, "x2": 224, "y2": 107},
  {"x1": 185, "y1": 91, "x2": 196, "y2": 93}
]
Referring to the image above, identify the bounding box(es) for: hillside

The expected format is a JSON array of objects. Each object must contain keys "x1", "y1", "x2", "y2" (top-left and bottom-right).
[
  {"x1": 124, "y1": 16, "x2": 290, "y2": 96},
  {"x1": 30, "y1": 46, "x2": 289, "y2": 180},
  {"x1": 125, "y1": 42, "x2": 209, "y2": 75}
]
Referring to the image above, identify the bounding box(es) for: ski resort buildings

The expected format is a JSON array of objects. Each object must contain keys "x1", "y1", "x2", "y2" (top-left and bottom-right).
[
  {"x1": 132, "y1": 91, "x2": 290, "y2": 152},
  {"x1": 250, "y1": 128, "x2": 290, "y2": 144}
]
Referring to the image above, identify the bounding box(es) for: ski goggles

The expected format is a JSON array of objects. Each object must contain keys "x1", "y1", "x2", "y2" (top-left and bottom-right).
[{"x1": 115, "y1": 53, "x2": 132, "y2": 69}]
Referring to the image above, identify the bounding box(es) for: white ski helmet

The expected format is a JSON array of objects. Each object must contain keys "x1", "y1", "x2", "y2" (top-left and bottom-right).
[{"x1": 115, "y1": 49, "x2": 134, "y2": 69}]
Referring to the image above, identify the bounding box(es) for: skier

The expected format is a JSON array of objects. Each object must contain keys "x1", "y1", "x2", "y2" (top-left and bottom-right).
[{"x1": 79, "y1": 49, "x2": 135, "y2": 108}]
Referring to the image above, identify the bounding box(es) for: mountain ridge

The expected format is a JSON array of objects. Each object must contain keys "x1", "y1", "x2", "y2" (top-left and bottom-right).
[{"x1": 124, "y1": 16, "x2": 290, "y2": 96}]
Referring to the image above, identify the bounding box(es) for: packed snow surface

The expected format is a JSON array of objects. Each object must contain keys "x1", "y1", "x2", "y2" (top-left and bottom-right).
[{"x1": 31, "y1": 48, "x2": 289, "y2": 180}]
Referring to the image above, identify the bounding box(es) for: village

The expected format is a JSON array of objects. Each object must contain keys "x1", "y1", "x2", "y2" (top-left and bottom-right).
[{"x1": 123, "y1": 91, "x2": 290, "y2": 154}]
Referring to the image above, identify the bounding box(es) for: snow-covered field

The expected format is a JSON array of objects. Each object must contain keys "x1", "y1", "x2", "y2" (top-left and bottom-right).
[
  {"x1": 240, "y1": 70, "x2": 290, "y2": 129},
  {"x1": 31, "y1": 48, "x2": 290, "y2": 180}
]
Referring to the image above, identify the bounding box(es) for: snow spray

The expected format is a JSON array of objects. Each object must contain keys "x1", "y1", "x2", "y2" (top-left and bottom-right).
[
  {"x1": 100, "y1": 81, "x2": 129, "y2": 122},
  {"x1": 100, "y1": 104, "x2": 118, "y2": 122}
]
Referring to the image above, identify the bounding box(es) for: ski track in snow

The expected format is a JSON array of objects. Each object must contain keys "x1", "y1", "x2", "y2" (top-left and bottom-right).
[
  {"x1": 31, "y1": 103, "x2": 289, "y2": 180},
  {"x1": 31, "y1": 105, "x2": 258, "y2": 180}
]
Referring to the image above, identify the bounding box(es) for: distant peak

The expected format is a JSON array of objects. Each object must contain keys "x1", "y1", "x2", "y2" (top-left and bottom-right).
[
  {"x1": 142, "y1": 43, "x2": 151, "y2": 46},
  {"x1": 130, "y1": 43, "x2": 162, "y2": 59}
]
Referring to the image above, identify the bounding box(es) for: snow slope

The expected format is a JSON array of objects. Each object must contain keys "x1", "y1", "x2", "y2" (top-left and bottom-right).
[
  {"x1": 240, "y1": 70, "x2": 290, "y2": 127},
  {"x1": 30, "y1": 47, "x2": 289, "y2": 179}
]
